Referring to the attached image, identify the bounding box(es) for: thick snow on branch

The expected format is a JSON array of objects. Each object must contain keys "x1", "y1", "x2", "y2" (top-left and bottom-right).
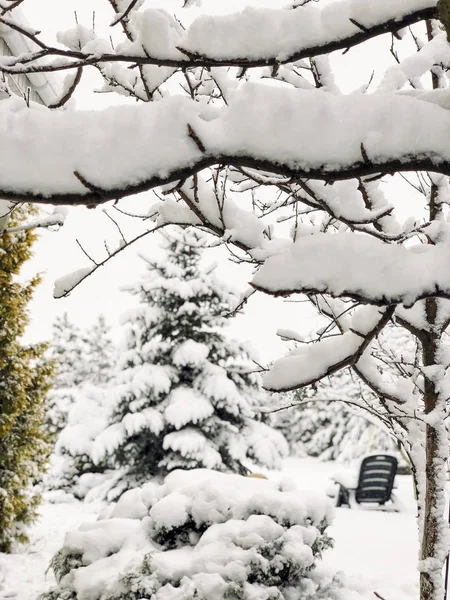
[
  {"x1": 251, "y1": 232, "x2": 450, "y2": 306},
  {"x1": 379, "y1": 31, "x2": 450, "y2": 92},
  {"x1": 0, "y1": 1, "x2": 436, "y2": 71},
  {"x1": 263, "y1": 306, "x2": 391, "y2": 391},
  {"x1": 53, "y1": 266, "x2": 96, "y2": 298},
  {"x1": 264, "y1": 331, "x2": 363, "y2": 391},
  {"x1": 0, "y1": 95, "x2": 203, "y2": 200},
  {"x1": 4, "y1": 84, "x2": 450, "y2": 204},
  {"x1": 182, "y1": 0, "x2": 435, "y2": 62}
]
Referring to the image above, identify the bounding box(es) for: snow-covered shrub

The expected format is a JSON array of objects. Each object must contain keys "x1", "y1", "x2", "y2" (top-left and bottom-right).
[{"x1": 41, "y1": 469, "x2": 336, "y2": 600}]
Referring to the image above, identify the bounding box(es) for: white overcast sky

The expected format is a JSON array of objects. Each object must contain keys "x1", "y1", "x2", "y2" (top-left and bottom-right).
[{"x1": 17, "y1": 0, "x2": 420, "y2": 361}]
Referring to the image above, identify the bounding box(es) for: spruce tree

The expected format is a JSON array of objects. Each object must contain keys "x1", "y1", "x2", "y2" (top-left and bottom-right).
[
  {"x1": 46, "y1": 315, "x2": 115, "y2": 498},
  {"x1": 83, "y1": 315, "x2": 115, "y2": 385},
  {"x1": 0, "y1": 205, "x2": 53, "y2": 552},
  {"x1": 45, "y1": 314, "x2": 88, "y2": 438},
  {"x1": 50, "y1": 313, "x2": 89, "y2": 388},
  {"x1": 92, "y1": 229, "x2": 286, "y2": 495},
  {"x1": 45, "y1": 314, "x2": 115, "y2": 437}
]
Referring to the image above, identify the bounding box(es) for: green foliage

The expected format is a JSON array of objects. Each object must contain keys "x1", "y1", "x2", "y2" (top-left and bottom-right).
[
  {"x1": 0, "y1": 206, "x2": 53, "y2": 552},
  {"x1": 49, "y1": 547, "x2": 84, "y2": 583}
]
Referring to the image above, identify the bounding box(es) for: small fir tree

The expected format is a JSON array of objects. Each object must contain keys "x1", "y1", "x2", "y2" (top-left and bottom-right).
[
  {"x1": 45, "y1": 315, "x2": 115, "y2": 498},
  {"x1": 92, "y1": 229, "x2": 286, "y2": 496},
  {"x1": 84, "y1": 315, "x2": 115, "y2": 385},
  {"x1": 50, "y1": 313, "x2": 90, "y2": 388},
  {"x1": 45, "y1": 313, "x2": 88, "y2": 438},
  {"x1": 45, "y1": 313, "x2": 115, "y2": 437},
  {"x1": 0, "y1": 205, "x2": 53, "y2": 552}
]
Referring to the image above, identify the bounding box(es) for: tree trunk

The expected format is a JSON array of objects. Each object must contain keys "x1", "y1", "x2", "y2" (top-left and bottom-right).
[
  {"x1": 420, "y1": 422, "x2": 448, "y2": 600},
  {"x1": 419, "y1": 299, "x2": 449, "y2": 600}
]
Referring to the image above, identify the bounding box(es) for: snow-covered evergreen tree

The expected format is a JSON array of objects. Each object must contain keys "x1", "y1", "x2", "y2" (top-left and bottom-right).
[
  {"x1": 276, "y1": 369, "x2": 394, "y2": 462},
  {"x1": 50, "y1": 313, "x2": 89, "y2": 388},
  {"x1": 45, "y1": 314, "x2": 88, "y2": 438},
  {"x1": 91, "y1": 229, "x2": 287, "y2": 496},
  {"x1": 84, "y1": 315, "x2": 115, "y2": 385},
  {"x1": 45, "y1": 315, "x2": 115, "y2": 498},
  {"x1": 45, "y1": 313, "x2": 115, "y2": 438}
]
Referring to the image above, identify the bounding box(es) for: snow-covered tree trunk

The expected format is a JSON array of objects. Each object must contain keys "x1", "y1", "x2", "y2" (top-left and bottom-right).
[{"x1": 417, "y1": 306, "x2": 449, "y2": 600}]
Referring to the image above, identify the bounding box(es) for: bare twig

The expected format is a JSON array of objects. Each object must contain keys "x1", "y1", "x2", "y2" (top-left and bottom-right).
[
  {"x1": 111, "y1": 0, "x2": 140, "y2": 26},
  {"x1": 48, "y1": 67, "x2": 83, "y2": 109}
]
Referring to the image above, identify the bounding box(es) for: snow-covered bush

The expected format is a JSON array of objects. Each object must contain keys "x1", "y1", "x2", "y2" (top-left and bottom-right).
[{"x1": 41, "y1": 469, "x2": 336, "y2": 600}]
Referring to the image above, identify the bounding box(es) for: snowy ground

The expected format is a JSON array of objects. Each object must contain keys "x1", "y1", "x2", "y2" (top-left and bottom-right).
[
  {"x1": 280, "y1": 458, "x2": 419, "y2": 600},
  {"x1": 0, "y1": 457, "x2": 419, "y2": 600}
]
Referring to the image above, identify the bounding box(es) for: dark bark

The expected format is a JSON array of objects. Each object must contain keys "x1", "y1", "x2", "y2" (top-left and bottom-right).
[
  {"x1": 420, "y1": 299, "x2": 443, "y2": 600},
  {"x1": 4, "y1": 154, "x2": 450, "y2": 208}
]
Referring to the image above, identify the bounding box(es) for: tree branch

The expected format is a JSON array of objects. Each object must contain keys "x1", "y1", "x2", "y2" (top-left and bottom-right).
[
  {"x1": 0, "y1": 6, "x2": 437, "y2": 74},
  {"x1": 263, "y1": 306, "x2": 395, "y2": 392},
  {"x1": 6, "y1": 154, "x2": 450, "y2": 207},
  {"x1": 47, "y1": 67, "x2": 83, "y2": 109}
]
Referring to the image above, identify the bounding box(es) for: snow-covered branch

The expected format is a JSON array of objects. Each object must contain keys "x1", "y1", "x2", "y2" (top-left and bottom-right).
[
  {"x1": 0, "y1": 2, "x2": 437, "y2": 74},
  {"x1": 5, "y1": 86, "x2": 450, "y2": 206},
  {"x1": 251, "y1": 233, "x2": 450, "y2": 307},
  {"x1": 263, "y1": 306, "x2": 394, "y2": 392}
]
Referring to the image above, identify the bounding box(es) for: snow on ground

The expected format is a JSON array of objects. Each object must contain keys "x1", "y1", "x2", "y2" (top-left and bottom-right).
[
  {"x1": 278, "y1": 458, "x2": 419, "y2": 600},
  {"x1": 0, "y1": 500, "x2": 101, "y2": 600},
  {"x1": 0, "y1": 457, "x2": 419, "y2": 600}
]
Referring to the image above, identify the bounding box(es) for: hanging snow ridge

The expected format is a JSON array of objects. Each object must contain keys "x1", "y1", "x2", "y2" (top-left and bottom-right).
[
  {"x1": 163, "y1": 429, "x2": 223, "y2": 469},
  {"x1": 92, "y1": 423, "x2": 126, "y2": 465},
  {"x1": 181, "y1": 0, "x2": 435, "y2": 61},
  {"x1": 6, "y1": 84, "x2": 450, "y2": 202},
  {"x1": 251, "y1": 232, "x2": 450, "y2": 307},
  {"x1": 120, "y1": 364, "x2": 174, "y2": 398},
  {"x1": 122, "y1": 407, "x2": 165, "y2": 437}
]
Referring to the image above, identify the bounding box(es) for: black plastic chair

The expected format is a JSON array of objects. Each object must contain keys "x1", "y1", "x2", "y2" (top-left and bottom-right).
[{"x1": 333, "y1": 454, "x2": 399, "y2": 509}]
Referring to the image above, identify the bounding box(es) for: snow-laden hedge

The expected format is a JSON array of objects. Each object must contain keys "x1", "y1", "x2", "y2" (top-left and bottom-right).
[{"x1": 40, "y1": 469, "x2": 339, "y2": 600}]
